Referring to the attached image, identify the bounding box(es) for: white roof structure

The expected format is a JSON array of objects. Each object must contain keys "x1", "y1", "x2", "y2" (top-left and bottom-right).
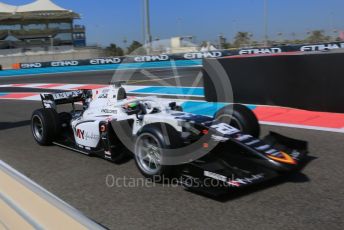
[
  {"x1": 17, "y1": 0, "x2": 68, "y2": 12},
  {"x1": 0, "y1": 0, "x2": 69, "y2": 14},
  {"x1": 0, "y1": 2, "x2": 16, "y2": 13}
]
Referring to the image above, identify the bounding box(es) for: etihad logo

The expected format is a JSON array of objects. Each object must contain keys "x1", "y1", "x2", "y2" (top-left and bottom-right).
[
  {"x1": 51, "y1": 60, "x2": 79, "y2": 67},
  {"x1": 300, "y1": 43, "x2": 344, "y2": 52},
  {"x1": 134, "y1": 55, "x2": 169, "y2": 62},
  {"x1": 184, "y1": 51, "x2": 223, "y2": 59},
  {"x1": 90, "y1": 58, "x2": 122, "y2": 65},
  {"x1": 21, "y1": 63, "x2": 42, "y2": 68},
  {"x1": 239, "y1": 48, "x2": 282, "y2": 55}
]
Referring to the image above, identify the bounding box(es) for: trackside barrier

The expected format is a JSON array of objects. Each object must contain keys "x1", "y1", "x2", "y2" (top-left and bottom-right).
[
  {"x1": 0, "y1": 160, "x2": 105, "y2": 229},
  {"x1": 0, "y1": 59, "x2": 202, "y2": 77},
  {"x1": 203, "y1": 52, "x2": 344, "y2": 113},
  {"x1": 16, "y1": 41, "x2": 344, "y2": 70},
  {"x1": 16, "y1": 51, "x2": 230, "y2": 69}
]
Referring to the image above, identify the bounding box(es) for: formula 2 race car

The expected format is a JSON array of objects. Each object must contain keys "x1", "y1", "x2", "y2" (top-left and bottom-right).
[{"x1": 31, "y1": 83, "x2": 308, "y2": 196}]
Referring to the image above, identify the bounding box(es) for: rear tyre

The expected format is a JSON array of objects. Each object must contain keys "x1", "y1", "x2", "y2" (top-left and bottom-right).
[
  {"x1": 134, "y1": 124, "x2": 181, "y2": 180},
  {"x1": 215, "y1": 104, "x2": 260, "y2": 138},
  {"x1": 31, "y1": 108, "x2": 60, "y2": 145}
]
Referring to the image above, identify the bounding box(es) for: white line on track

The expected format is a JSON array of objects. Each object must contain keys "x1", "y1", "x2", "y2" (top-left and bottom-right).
[{"x1": 260, "y1": 121, "x2": 344, "y2": 133}]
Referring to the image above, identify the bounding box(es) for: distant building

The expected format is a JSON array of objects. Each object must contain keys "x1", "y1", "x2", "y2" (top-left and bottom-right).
[
  {"x1": 169, "y1": 36, "x2": 198, "y2": 53},
  {"x1": 0, "y1": 0, "x2": 86, "y2": 50}
]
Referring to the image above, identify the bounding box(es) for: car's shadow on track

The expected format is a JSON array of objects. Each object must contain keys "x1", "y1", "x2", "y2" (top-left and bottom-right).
[
  {"x1": 187, "y1": 156, "x2": 317, "y2": 202},
  {"x1": 0, "y1": 120, "x2": 31, "y2": 131}
]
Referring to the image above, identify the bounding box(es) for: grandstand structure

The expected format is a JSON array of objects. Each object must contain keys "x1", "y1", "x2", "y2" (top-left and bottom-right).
[{"x1": 0, "y1": 0, "x2": 86, "y2": 50}]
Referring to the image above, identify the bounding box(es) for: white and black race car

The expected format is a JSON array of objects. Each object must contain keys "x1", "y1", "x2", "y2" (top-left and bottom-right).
[{"x1": 31, "y1": 82, "x2": 308, "y2": 195}]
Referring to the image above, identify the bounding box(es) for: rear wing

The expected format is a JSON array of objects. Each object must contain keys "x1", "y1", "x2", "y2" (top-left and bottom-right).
[{"x1": 41, "y1": 90, "x2": 92, "y2": 109}]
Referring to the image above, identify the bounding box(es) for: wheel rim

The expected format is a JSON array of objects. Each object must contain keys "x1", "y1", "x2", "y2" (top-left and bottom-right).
[
  {"x1": 32, "y1": 115, "x2": 44, "y2": 141},
  {"x1": 217, "y1": 114, "x2": 243, "y2": 131},
  {"x1": 135, "y1": 133, "x2": 162, "y2": 175}
]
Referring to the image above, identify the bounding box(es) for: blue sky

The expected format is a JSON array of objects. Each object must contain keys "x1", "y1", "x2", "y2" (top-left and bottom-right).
[{"x1": 5, "y1": 0, "x2": 344, "y2": 46}]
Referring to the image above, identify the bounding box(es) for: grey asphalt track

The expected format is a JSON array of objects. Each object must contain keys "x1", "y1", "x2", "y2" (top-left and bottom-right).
[{"x1": 0, "y1": 70, "x2": 343, "y2": 230}]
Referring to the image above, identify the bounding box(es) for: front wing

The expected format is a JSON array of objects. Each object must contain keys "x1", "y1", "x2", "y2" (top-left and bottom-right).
[{"x1": 178, "y1": 132, "x2": 308, "y2": 196}]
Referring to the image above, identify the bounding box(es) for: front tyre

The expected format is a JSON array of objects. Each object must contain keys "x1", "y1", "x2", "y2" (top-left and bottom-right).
[
  {"x1": 215, "y1": 104, "x2": 260, "y2": 138},
  {"x1": 135, "y1": 132, "x2": 164, "y2": 178},
  {"x1": 134, "y1": 124, "x2": 181, "y2": 180},
  {"x1": 31, "y1": 108, "x2": 60, "y2": 145}
]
